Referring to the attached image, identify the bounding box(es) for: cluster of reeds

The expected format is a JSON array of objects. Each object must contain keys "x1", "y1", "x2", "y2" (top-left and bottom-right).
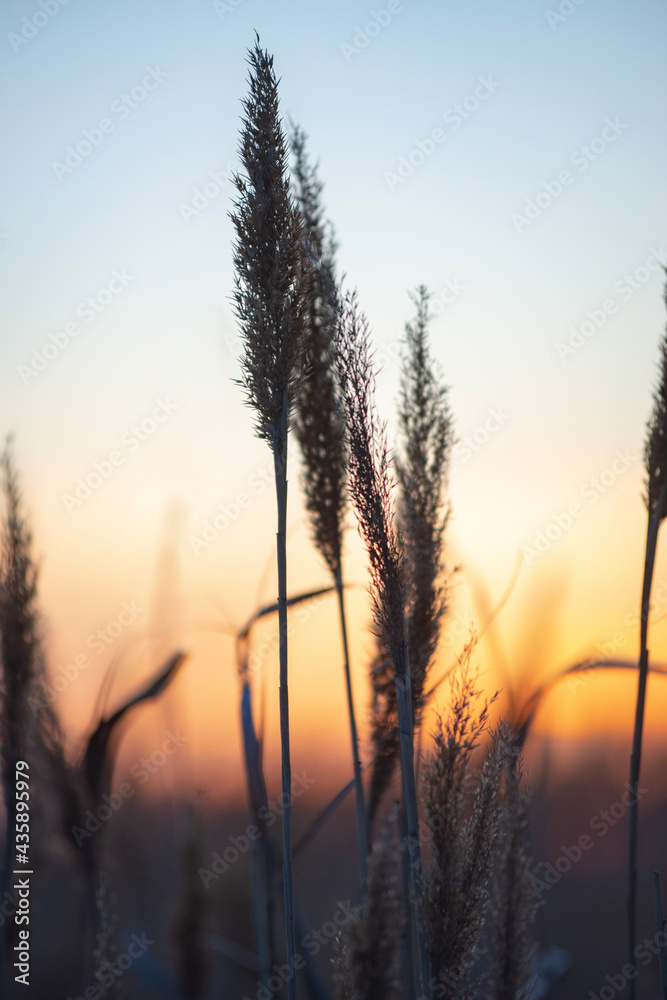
[
  {"x1": 289, "y1": 121, "x2": 368, "y2": 883},
  {"x1": 8, "y1": 31, "x2": 667, "y2": 1000},
  {"x1": 230, "y1": 36, "x2": 312, "y2": 998},
  {"x1": 334, "y1": 647, "x2": 538, "y2": 1000},
  {"x1": 0, "y1": 440, "x2": 189, "y2": 993},
  {"x1": 368, "y1": 285, "x2": 453, "y2": 825},
  {"x1": 228, "y1": 37, "x2": 540, "y2": 1000}
]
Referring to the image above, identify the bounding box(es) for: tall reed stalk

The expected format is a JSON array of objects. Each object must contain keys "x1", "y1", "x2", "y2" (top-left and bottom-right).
[
  {"x1": 628, "y1": 287, "x2": 667, "y2": 992},
  {"x1": 230, "y1": 38, "x2": 310, "y2": 999},
  {"x1": 334, "y1": 292, "x2": 431, "y2": 998},
  {"x1": 290, "y1": 123, "x2": 368, "y2": 884}
]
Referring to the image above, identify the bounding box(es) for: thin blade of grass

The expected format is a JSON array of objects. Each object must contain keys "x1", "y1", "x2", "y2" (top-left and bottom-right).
[{"x1": 238, "y1": 586, "x2": 335, "y2": 641}]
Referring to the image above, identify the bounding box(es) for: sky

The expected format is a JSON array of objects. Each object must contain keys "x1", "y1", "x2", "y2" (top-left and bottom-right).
[{"x1": 1, "y1": 0, "x2": 666, "y2": 799}]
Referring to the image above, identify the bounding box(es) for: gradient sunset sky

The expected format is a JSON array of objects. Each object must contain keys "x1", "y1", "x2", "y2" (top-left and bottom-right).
[{"x1": 1, "y1": 0, "x2": 666, "y2": 797}]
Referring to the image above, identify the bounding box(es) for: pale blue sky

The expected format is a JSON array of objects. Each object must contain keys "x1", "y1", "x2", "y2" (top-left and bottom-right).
[{"x1": 1, "y1": 0, "x2": 666, "y2": 743}]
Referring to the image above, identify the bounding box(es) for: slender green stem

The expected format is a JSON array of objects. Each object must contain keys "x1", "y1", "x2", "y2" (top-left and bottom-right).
[
  {"x1": 628, "y1": 482, "x2": 667, "y2": 995},
  {"x1": 395, "y1": 640, "x2": 431, "y2": 999},
  {"x1": 335, "y1": 567, "x2": 369, "y2": 887},
  {"x1": 273, "y1": 395, "x2": 297, "y2": 1000}
]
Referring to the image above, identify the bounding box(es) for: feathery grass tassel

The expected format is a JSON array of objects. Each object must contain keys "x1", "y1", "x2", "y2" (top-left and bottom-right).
[
  {"x1": 230, "y1": 37, "x2": 310, "y2": 1000},
  {"x1": 333, "y1": 830, "x2": 402, "y2": 1000},
  {"x1": 489, "y1": 734, "x2": 539, "y2": 1000},
  {"x1": 396, "y1": 286, "x2": 452, "y2": 731},
  {"x1": 334, "y1": 293, "x2": 431, "y2": 998},
  {"x1": 628, "y1": 283, "x2": 667, "y2": 994},
  {"x1": 290, "y1": 123, "x2": 369, "y2": 885},
  {"x1": 369, "y1": 286, "x2": 453, "y2": 824}
]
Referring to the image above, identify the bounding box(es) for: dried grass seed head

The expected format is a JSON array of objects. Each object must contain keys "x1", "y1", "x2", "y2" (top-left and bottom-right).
[
  {"x1": 396, "y1": 284, "x2": 453, "y2": 716},
  {"x1": 290, "y1": 124, "x2": 347, "y2": 578},
  {"x1": 334, "y1": 291, "x2": 406, "y2": 662},
  {"x1": 488, "y1": 731, "x2": 539, "y2": 1000},
  {"x1": 420, "y1": 646, "x2": 504, "y2": 987},
  {"x1": 645, "y1": 281, "x2": 667, "y2": 517},
  {"x1": 333, "y1": 828, "x2": 401, "y2": 1000},
  {"x1": 230, "y1": 38, "x2": 311, "y2": 445}
]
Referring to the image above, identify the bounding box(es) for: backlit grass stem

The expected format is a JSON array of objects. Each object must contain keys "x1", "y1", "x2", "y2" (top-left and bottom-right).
[
  {"x1": 230, "y1": 38, "x2": 310, "y2": 999},
  {"x1": 628, "y1": 287, "x2": 667, "y2": 993}
]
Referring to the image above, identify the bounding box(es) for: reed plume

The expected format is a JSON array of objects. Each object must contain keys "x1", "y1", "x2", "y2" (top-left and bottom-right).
[
  {"x1": 334, "y1": 291, "x2": 430, "y2": 996},
  {"x1": 396, "y1": 286, "x2": 452, "y2": 720},
  {"x1": 231, "y1": 40, "x2": 309, "y2": 446},
  {"x1": 333, "y1": 832, "x2": 401, "y2": 1000},
  {"x1": 488, "y1": 735, "x2": 538, "y2": 1000},
  {"x1": 230, "y1": 36, "x2": 310, "y2": 999},
  {"x1": 369, "y1": 286, "x2": 452, "y2": 823},
  {"x1": 289, "y1": 121, "x2": 343, "y2": 580},
  {"x1": 420, "y1": 645, "x2": 502, "y2": 998},
  {"x1": 290, "y1": 122, "x2": 369, "y2": 883},
  {"x1": 628, "y1": 280, "x2": 667, "y2": 991},
  {"x1": 368, "y1": 645, "x2": 398, "y2": 821},
  {"x1": 333, "y1": 294, "x2": 405, "y2": 675}
]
